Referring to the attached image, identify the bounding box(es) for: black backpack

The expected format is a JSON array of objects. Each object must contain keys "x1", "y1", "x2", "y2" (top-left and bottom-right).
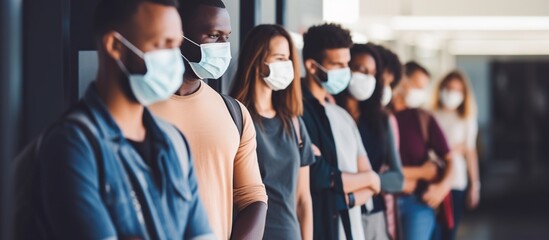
[{"x1": 219, "y1": 93, "x2": 243, "y2": 139}]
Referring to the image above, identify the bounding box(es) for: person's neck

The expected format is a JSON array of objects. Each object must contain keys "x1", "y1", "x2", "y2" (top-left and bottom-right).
[
  {"x1": 177, "y1": 73, "x2": 201, "y2": 96},
  {"x1": 392, "y1": 95, "x2": 407, "y2": 112},
  {"x1": 96, "y1": 71, "x2": 146, "y2": 141},
  {"x1": 442, "y1": 107, "x2": 455, "y2": 112},
  {"x1": 255, "y1": 81, "x2": 275, "y2": 118},
  {"x1": 346, "y1": 98, "x2": 360, "y2": 122},
  {"x1": 307, "y1": 75, "x2": 327, "y2": 106}
]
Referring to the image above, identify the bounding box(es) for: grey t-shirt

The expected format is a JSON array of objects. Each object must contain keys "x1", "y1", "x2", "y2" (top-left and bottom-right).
[{"x1": 255, "y1": 115, "x2": 315, "y2": 240}]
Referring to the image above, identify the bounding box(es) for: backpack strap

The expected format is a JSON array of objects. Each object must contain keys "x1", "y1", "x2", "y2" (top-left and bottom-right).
[
  {"x1": 416, "y1": 109, "x2": 430, "y2": 144},
  {"x1": 65, "y1": 110, "x2": 105, "y2": 193},
  {"x1": 156, "y1": 119, "x2": 190, "y2": 178},
  {"x1": 416, "y1": 109, "x2": 446, "y2": 170},
  {"x1": 219, "y1": 94, "x2": 243, "y2": 139},
  {"x1": 292, "y1": 116, "x2": 304, "y2": 148}
]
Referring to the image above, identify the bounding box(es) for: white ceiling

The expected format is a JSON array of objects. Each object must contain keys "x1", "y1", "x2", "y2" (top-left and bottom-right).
[
  {"x1": 359, "y1": 0, "x2": 549, "y2": 16},
  {"x1": 322, "y1": 0, "x2": 549, "y2": 55}
]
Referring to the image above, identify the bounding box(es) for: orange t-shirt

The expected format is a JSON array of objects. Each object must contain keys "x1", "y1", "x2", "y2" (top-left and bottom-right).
[{"x1": 150, "y1": 81, "x2": 267, "y2": 239}]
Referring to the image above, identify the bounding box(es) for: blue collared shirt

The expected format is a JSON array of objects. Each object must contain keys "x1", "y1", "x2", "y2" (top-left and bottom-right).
[{"x1": 35, "y1": 85, "x2": 213, "y2": 239}]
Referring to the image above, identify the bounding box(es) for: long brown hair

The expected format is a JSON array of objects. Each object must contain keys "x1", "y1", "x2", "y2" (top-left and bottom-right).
[
  {"x1": 432, "y1": 70, "x2": 477, "y2": 119},
  {"x1": 229, "y1": 24, "x2": 302, "y2": 133}
]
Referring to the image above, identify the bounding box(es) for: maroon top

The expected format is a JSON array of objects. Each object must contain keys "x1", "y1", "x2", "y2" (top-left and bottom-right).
[{"x1": 395, "y1": 109, "x2": 450, "y2": 166}]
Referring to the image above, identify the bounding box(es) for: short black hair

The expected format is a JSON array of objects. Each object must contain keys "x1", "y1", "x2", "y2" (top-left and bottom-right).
[
  {"x1": 404, "y1": 61, "x2": 430, "y2": 78},
  {"x1": 302, "y1": 23, "x2": 353, "y2": 63},
  {"x1": 178, "y1": 0, "x2": 226, "y2": 30},
  {"x1": 92, "y1": 0, "x2": 178, "y2": 39},
  {"x1": 375, "y1": 45, "x2": 402, "y2": 88}
]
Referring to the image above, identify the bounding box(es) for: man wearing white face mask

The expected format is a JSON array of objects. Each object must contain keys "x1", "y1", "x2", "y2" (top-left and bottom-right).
[
  {"x1": 29, "y1": 0, "x2": 214, "y2": 239},
  {"x1": 301, "y1": 23, "x2": 381, "y2": 240},
  {"x1": 392, "y1": 61, "x2": 454, "y2": 240},
  {"x1": 150, "y1": 0, "x2": 268, "y2": 239}
]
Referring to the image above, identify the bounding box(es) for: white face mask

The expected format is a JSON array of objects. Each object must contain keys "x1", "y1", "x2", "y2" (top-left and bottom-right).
[
  {"x1": 182, "y1": 36, "x2": 231, "y2": 79},
  {"x1": 263, "y1": 60, "x2": 294, "y2": 91},
  {"x1": 381, "y1": 85, "x2": 392, "y2": 107},
  {"x1": 440, "y1": 89, "x2": 464, "y2": 110},
  {"x1": 114, "y1": 32, "x2": 184, "y2": 106},
  {"x1": 405, "y1": 88, "x2": 427, "y2": 108},
  {"x1": 348, "y1": 72, "x2": 376, "y2": 101}
]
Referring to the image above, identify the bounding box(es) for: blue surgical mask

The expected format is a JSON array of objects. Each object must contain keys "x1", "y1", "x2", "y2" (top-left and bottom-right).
[
  {"x1": 182, "y1": 36, "x2": 231, "y2": 79},
  {"x1": 313, "y1": 61, "x2": 351, "y2": 95},
  {"x1": 114, "y1": 32, "x2": 184, "y2": 106}
]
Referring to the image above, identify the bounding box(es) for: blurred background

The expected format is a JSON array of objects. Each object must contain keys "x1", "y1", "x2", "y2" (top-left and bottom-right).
[{"x1": 1, "y1": 0, "x2": 549, "y2": 239}]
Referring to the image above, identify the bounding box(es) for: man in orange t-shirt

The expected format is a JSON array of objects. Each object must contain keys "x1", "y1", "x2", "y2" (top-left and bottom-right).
[{"x1": 150, "y1": 0, "x2": 268, "y2": 239}]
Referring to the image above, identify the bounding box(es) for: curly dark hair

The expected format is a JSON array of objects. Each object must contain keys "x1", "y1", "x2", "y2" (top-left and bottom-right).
[{"x1": 302, "y1": 23, "x2": 353, "y2": 64}]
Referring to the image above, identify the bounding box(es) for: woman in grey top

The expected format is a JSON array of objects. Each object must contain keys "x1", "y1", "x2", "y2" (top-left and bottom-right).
[{"x1": 230, "y1": 24, "x2": 316, "y2": 240}]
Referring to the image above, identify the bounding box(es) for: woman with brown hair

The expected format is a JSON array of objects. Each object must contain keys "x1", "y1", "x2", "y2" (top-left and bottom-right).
[
  {"x1": 431, "y1": 70, "x2": 480, "y2": 240},
  {"x1": 229, "y1": 24, "x2": 315, "y2": 240}
]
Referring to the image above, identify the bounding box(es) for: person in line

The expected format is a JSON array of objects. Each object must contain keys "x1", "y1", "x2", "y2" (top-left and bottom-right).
[
  {"x1": 229, "y1": 24, "x2": 315, "y2": 240},
  {"x1": 150, "y1": 0, "x2": 268, "y2": 239},
  {"x1": 391, "y1": 61, "x2": 454, "y2": 240},
  {"x1": 374, "y1": 45, "x2": 402, "y2": 109},
  {"x1": 32, "y1": 0, "x2": 213, "y2": 238},
  {"x1": 301, "y1": 23, "x2": 381, "y2": 240},
  {"x1": 376, "y1": 45, "x2": 405, "y2": 240},
  {"x1": 335, "y1": 43, "x2": 404, "y2": 240},
  {"x1": 431, "y1": 70, "x2": 480, "y2": 240}
]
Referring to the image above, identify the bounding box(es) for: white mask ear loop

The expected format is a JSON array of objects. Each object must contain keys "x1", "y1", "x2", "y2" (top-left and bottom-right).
[
  {"x1": 115, "y1": 58, "x2": 131, "y2": 76},
  {"x1": 311, "y1": 60, "x2": 329, "y2": 84},
  {"x1": 113, "y1": 32, "x2": 145, "y2": 59},
  {"x1": 181, "y1": 35, "x2": 200, "y2": 63},
  {"x1": 183, "y1": 35, "x2": 200, "y2": 47},
  {"x1": 312, "y1": 60, "x2": 329, "y2": 73}
]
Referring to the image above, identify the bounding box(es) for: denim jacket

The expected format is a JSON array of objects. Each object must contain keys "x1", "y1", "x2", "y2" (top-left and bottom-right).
[{"x1": 35, "y1": 85, "x2": 213, "y2": 240}]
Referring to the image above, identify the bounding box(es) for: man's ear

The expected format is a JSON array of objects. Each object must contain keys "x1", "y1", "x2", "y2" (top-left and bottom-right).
[
  {"x1": 103, "y1": 31, "x2": 124, "y2": 61},
  {"x1": 304, "y1": 59, "x2": 317, "y2": 75}
]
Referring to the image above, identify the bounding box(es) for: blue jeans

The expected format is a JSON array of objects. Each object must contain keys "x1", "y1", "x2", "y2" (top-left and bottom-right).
[{"x1": 398, "y1": 195, "x2": 436, "y2": 240}]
